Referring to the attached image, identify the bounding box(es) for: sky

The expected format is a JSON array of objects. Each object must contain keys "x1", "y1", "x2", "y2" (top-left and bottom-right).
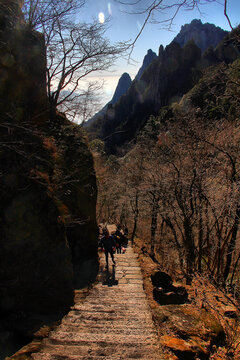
[{"x1": 79, "y1": 0, "x2": 240, "y2": 110}]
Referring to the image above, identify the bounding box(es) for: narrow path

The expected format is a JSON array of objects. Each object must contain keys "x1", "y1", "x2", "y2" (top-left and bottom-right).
[{"x1": 32, "y1": 246, "x2": 163, "y2": 359}]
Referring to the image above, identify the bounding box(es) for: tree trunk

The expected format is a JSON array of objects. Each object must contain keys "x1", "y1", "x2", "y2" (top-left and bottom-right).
[
  {"x1": 183, "y1": 217, "x2": 195, "y2": 283},
  {"x1": 198, "y1": 201, "x2": 203, "y2": 273},
  {"x1": 131, "y1": 192, "x2": 139, "y2": 245},
  {"x1": 223, "y1": 203, "x2": 240, "y2": 286},
  {"x1": 165, "y1": 217, "x2": 184, "y2": 274},
  {"x1": 150, "y1": 200, "x2": 158, "y2": 257}
]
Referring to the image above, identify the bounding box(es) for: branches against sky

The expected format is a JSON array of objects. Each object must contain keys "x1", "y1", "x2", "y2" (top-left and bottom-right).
[
  {"x1": 22, "y1": 0, "x2": 129, "y2": 123},
  {"x1": 114, "y1": 0, "x2": 234, "y2": 55}
]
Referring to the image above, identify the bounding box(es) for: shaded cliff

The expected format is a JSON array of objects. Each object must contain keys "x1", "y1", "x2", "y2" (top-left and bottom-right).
[
  {"x1": 85, "y1": 72, "x2": 132, "y2": 127},
  {"x1": 111, "y1": 72, "x2": 132, "y2": 105},
  {"x1": 86, "y1": 49, "x2": 157, "y2": 128},
  {"x1": 172, "y1": 19, "x2": 228, "y2": 52},
  {"x1": 87, "y1": 24, "x2": 239, "y2": 155},
  {"x1": 135, "y1": 49, "x2": 157, "y2": 80},
  {"x1": 0, "y1": 1, "x2": 98, "y2": 358},
  {"x1": 88, "y1": 40, "x2": 203, "y2": 153}
]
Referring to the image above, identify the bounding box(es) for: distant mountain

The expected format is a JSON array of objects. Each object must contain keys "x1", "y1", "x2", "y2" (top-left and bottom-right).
[
  {"x1": 85, "y1": 49, "x2": 157, "y2": 127},
  {"x1": 135, "y1": 49, "x2": 157, "y2": 80},
  {"x1": 84, "y1": 72, "x2": 132, "y2": 127},
  {"x1": 111, "y1": 72, "x2": 132, "y2": 105},
  {"x1": 87, "y1": 22, "x2": 239, "y2": 155},
  {"x1": 172, "y1": 19, "x2": 228, "y2": 53}
]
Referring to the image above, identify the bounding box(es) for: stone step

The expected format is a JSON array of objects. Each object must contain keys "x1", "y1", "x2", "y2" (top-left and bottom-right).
[
  {"x1": 31, "y1": 246, "x2": 163, "y2": 359},
  {"x1": 57, "y1": 323, "x2": 156, "y2": 334},
  {"x1": 84, "y1": 295, "x2": 147, "y2": 302},
  {"x1": 62, "y1": 316, "x2": 155, "y2": 328},
  {"x1": 65, "y1": 313, "x2": 153, "y2": 324},
  {"x1": 32, "y1": 351, "x2": 163, "y2": 360},
  {"x1": 39, "y1": 343, "x2": 161, "y2": 356},
  {"x1": 48, "y1": 331, "x2": 157, "y2": 345},
  {"x1": 72, "y1": 304, "x2": 150, "y2": 312}
]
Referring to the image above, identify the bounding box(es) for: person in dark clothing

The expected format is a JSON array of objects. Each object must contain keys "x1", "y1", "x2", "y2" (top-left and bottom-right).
[
  {"x1": 100, "y1": 228, "x2": 116, "y2": 268},
  {"x1": 114, "y1": 226, "x2": 124, "y2": 253},
  {"x1": 115, "y1": 234, "x2": 123, "y2": 253}
]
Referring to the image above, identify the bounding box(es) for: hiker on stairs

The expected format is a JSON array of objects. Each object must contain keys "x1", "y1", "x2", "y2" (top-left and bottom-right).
[{"x1": 100, "y1": 228, "x2": 116, "y2": 269}]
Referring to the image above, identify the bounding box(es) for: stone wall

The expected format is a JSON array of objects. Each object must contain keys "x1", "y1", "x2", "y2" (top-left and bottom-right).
[
  {"x1": 0, "y1": 2, "x2": 99, "y2": 358},
  {"x1": 0, "y1": 1, "x2": 47, "y2": 123}
]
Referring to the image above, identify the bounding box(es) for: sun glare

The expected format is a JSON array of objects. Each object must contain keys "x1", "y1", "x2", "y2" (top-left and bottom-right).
[{"x1": 98, "y1": 12, "x2": 105, "y2": 24}]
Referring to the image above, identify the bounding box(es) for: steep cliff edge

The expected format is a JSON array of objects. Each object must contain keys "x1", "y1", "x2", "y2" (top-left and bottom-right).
[
  {"x1": 87, "y1": 23, "x2": 239, "y2": 155},
  {"x1": 135, "y1": 49, "x2": 158, "y2": 81},
  {"x1": 0, "y1": 2, "x2": 98, "y2": 358},
  {"x1": 173, "y1": 19, "x2": 228, "y2": 52}
]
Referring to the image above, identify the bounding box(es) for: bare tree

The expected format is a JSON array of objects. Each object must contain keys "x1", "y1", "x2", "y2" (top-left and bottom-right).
[
  {"x1": 22, "y1": 0, "x2": 128, "y2": 122},
  {"x1": 114, "y1": 0, "x2": 233, "y2": 54},
  {"x1": 22, "y1": 0, "x2": 83, "y2": 30}
]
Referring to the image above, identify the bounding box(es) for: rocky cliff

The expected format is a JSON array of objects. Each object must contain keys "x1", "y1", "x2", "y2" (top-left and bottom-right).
[
  {"x1": 86, "y1": 49, "x2": 157, "y2": 128},
  {"x1": 135, "y1": 49, "x2": 158, "y2": 80},
  {"x1": 111, "y1": 72, "x2": 132, "y2": 105},
  {"x1": 0, "y1": 2, "x2": 98, "y2": 358},
  {"x1": 172, "y1": 19, "x2": 228, "y2": 52},
  {"x1": 87, "y1": 24, "x2": 239, "y2": 155},
  {"x1": 88, "y1": 40, "x2": 203, "y2": 153},
  {"x1": 85, "y1": 72, "x2": 132, "y2": 127}
]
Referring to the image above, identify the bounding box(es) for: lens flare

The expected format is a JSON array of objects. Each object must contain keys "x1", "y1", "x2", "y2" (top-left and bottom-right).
[
  {"x1": 137, "y1": 21, "x2": 142, "y2": 31},
  {"x1": 108, "y1": 3, "x2": 112, "y2": 16},
  {"x1": 98, "y1": 12, "x2": 105, "y2": 24}
]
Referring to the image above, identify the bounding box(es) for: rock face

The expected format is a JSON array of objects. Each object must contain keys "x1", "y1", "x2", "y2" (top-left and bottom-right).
[
  {"x1": 86, "y1": 49, "x2": 157, "y2": 127},
  {"x1": 0, "y1": 0, "x2": 47, "y2": 122},
  {"x1": 85, "y1": 72, "x2": 132, "y2": 127},
  {"x1": 172, "y1": 19, "x2": 228, "y2": 53},
  {"x1": 0, "y1": 3, "x2": 98, "y2": 358},
  {"x1": 87, "y1": 24, "x2": 239, "y2": 155},
  {"x1": 86, "y1": 49, "x2": 157, "y2": 128},
  {"x1": 54, "y1": 117, "x2": 99, "y2": 289},
  {"x1": 135, "y1": 49, "x2": 158, "y2": 80},
  {"x1": 111, "y1": 72, "x2": 132, "y2": 104},
  {"x1": 151, "y1": 271, "x2": 188, "y2": 305},
  {"x1": 91, "y1": 40, "x2": 202, "y2": 154},
  {"x1": 86, "y1": 49, "x2": 156, "y2": 128}
]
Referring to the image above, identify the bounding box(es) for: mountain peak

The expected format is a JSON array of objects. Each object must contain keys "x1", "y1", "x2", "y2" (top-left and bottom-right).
[
  {"x1": 111, "y1": 72, "x2": 132, "y2": 105},
  {"x1": 135, "y1": 49, "x2": 157, "y2": 81},
  {"x1": 173, "y1": 19, "x2": 228, "y2": 52}
]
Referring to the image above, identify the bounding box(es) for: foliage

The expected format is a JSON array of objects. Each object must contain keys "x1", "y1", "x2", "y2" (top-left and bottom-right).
[{"x1": 95, "y1": 58, "x2": 240, "y2": 293}]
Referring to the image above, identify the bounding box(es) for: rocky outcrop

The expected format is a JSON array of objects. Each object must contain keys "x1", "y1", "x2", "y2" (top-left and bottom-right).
[
  {"x1": 135, "y1": 49, "x2": 157, "y2": 80},
  {"x1": 151, "y1": 271, "x2": 188, "y2": 305},
  {"x1": 53, "y1": 116, "x2": 99, "y2": 289},
  {"x1": 87, "y1": 24, "x2": 239, "y2": 155},
  {"x1": 86, "y1": 49, "x2": 157, "y2": 128},
  {"x1": 172, "y1": 19, "x2": 228, "y2": 53},
  {"x1": 111, "y1": 72, "x2": 132, "y2": 104},
  {"x1": 0, "y1": 2, "x2": 98, "y2": 358},
  {"x1": 0, "y1": 0, "x2": 47, "y2": 122},
  {"x1": 91, "y1": 40, "x2": 202, "y2": 154},
  {"x1": 85, "y1": 72, "x2": 132, "y2": 127}
]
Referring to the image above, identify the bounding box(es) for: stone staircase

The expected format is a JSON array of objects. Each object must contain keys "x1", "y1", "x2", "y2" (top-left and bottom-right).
[{"x1": 32, "y1": 246, "x2": 163, "y2": 359}]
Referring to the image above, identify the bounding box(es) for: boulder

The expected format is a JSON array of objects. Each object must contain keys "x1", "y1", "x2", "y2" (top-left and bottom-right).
[
  {"x1": 160, "y1": 335, "x2": 208, "y2": 360},
  {"x1": 154, "y1": 304, "x2": 225, "y2": 359},
  {"x1": 151, "y1": 270, "x2": 173, "y2": 290},
  {"x1": 153, "y1": 288, "x2": 188, "y2": 305},
  {"x1": 223, "y1": 306, "x2": 238, "y2": 319}
]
